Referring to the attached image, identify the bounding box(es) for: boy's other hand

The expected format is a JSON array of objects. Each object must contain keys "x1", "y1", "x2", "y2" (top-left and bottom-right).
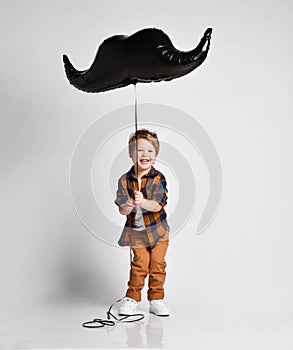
[
  {"x1": 121, "y1": 199, "x2": 135, "y2": 212},
  {"x1": 134, "y1": 190, "x2": 145, "y2": 206},
  {"x1": 119, "y1": 199, "x2": 135, "y2": 215}
]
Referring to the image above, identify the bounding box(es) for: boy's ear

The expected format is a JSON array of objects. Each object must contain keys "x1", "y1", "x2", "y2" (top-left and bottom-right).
[{"x1": 129, "y1": 154, "x2": 135, "y2": 163}]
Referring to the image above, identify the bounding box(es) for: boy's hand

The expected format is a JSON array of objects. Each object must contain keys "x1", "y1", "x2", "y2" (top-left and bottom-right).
[
  {"x1": 120, "y1": 199, "x2": 135, "y2": 212},
  {"x1": 134, "y1": 190, "x2": 145, "y2": 206},
  {"x1": 134, "y1": 190, "x2": 162, "y2": 212},
  {"x1": 119, "y1": 199, "x2": 135, "y2": 215}
]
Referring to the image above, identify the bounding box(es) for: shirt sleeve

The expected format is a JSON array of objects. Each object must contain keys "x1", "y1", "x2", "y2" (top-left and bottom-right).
[
  {"x1": 114, "y1": 176, "x2": 129, "y2": 207},
  {"x1": 151, "y1": 174, "x2": 168, "y2": 207}
]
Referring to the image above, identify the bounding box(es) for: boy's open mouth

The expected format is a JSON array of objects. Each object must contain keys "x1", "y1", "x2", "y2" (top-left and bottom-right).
[{"x1": 140, "y1": 158, "x2": 150, "y2": 164}]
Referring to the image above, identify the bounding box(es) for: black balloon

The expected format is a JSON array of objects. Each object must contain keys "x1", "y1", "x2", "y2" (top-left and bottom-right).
[{"x1": 63, "y1": 27, "x2": 212, "y2": 93}]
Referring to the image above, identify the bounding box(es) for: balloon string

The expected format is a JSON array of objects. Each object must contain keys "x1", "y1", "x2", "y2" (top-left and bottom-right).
[{"x1": 134, "y1": 84, "x2": 138, "y2": 183}]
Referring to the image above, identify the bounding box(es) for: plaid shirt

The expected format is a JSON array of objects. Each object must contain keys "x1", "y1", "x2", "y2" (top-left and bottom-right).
[{"x1": 115, "y1": 166, "x2": 169, "y2": 247}]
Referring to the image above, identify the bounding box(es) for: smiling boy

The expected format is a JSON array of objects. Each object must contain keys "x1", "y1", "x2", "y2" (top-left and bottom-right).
[{"x1": 115, "y1": 129, "x2": 170, "y2": 316}]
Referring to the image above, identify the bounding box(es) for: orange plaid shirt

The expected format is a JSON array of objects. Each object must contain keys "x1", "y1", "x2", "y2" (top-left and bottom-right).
[{"x1": 115, "y1": 166, "x2": 169, "y2": 247}]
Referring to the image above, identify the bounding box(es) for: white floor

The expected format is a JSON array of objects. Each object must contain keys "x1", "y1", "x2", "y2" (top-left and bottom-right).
[{"x1": 3, "y1": 299, "x2": 293, "y2": 350}]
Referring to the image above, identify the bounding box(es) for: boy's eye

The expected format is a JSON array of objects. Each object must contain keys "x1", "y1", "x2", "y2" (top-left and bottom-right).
[{"x1": 136, "y1": 148, "x2": 154, "y2": 153}]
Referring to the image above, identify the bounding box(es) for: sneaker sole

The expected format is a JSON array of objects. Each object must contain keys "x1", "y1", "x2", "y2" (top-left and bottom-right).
[{"x1": 150, "y1": 310, "x2": 170, "y2": 317}]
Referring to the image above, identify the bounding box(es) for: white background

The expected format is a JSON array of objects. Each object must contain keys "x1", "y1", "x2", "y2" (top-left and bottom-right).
[{"x1": 1, "y1": 0, "x2": 293, "y2": 349}]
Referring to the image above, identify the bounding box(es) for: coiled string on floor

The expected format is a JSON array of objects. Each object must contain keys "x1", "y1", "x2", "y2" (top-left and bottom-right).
[{"x1": 82, "y1": 298, "x2": 145, "y2": 328}]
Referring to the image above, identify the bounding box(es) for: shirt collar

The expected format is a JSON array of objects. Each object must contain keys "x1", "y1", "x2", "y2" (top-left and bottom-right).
[{"x1": 126, "y1": 166, "x2": 157, "y2": 180}]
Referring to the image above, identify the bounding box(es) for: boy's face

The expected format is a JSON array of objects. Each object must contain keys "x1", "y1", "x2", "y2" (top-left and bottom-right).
[{"x1": 130, "y1": 138, "x2": 157, "y2": 172}]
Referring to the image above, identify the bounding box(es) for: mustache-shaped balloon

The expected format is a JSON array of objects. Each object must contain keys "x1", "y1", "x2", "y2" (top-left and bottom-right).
[{"x1": 63, "y1": 27, "x2": 212, "y2": 93}]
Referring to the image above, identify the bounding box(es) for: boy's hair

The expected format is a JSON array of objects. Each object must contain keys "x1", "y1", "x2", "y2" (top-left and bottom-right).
[{"x1": 128, "y1": 129, "x2": 160, "y2": 156}]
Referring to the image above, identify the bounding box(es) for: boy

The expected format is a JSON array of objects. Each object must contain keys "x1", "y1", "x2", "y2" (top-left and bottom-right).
[{"x1": 115, "y1": 129, "x2": 170, "y2": 317}]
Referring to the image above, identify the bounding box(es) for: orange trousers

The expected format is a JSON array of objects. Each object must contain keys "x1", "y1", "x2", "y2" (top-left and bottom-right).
[{"x1": 126, "y1": 231, "x2": 169, "y2": 302}]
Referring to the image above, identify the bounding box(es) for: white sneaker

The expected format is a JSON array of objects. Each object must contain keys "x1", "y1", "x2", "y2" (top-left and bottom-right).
[
  {"x1": 149, "y1": 300, "x2": 170, "y2": 317},
  {"x1": 118, "y1": 297, "x2": 138, "y2": 315}
]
